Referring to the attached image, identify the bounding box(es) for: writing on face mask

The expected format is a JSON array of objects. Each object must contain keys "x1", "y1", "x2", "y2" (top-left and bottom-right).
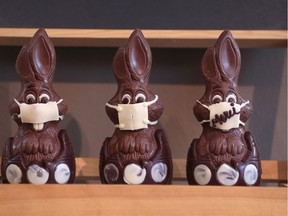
[
  {"x1": 106, "y1": 95, "x2": 159, "y2": 131},
  {"x1": 14, "y1": 98, "x2": 63, "y2": 124},
  {"x1": 197, "y1": 100, "x2": 249, "y2": 131}
]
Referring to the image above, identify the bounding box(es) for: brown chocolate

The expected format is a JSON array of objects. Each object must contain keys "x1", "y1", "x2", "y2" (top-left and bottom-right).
[
  {"x1": 99, "y1": 29, "x2": 173, "y2": 184},
  {"x1": 186, "y1": 30, "x2": 261, "y2": 186},
  {"x1": 1, "y1": 29, "x2": 75, "y2": 184}
]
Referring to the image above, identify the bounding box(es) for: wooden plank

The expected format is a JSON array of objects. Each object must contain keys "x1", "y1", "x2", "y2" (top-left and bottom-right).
[
  {"x1": 0, "y1": 184, "x2": 286, "y2": 216},
  {"x1": 0, "y1": 28, "x2": 286, "y2": 48},
  {"x1": 261, "y1": 160, "x2": 287, "y2": 182}
]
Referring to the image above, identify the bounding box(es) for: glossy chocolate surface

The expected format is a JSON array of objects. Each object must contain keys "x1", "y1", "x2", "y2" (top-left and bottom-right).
[
  {"x1": 100, "y1": 29, "x2": 173, "y2": 184},
  {"x1": 187, "y1": 30, "x2": 261, "y2": 186},
  {"x1": 1, "y1": 29, "x2": 75, "y2": 184}
]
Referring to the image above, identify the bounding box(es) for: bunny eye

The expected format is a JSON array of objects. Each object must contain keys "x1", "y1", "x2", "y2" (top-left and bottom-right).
[
  {"x1": 122, "y1": 94, "x2": 131, "y2": 104},
  {"x1": 26, "y1": 94, "x2": 36, "y2": 104},
  {"x1": 39, "y1": 93, "x2": 50, "y2": 104},
  {"x1": 212, "y1": 94, "x2": 222, "y2": 104},
  {"x1": 226, "y1": 93, "x2": 237, "y2": 103},
  {"x1": 135, "y1": 93, "x2": 146, "y2": 103}
]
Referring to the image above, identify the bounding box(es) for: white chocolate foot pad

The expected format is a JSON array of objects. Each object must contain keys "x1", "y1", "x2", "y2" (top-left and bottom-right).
[
  {"x1": 55, "y1": 163, "x2": 71, "y2": 184},
  {"x1": 151, "y1": 163, "x2": 168, "y2": 183},
  {"x1": 194, "y1": 164, "x2": 212, "y2": 185},
  {"x1": 27, "y1": 164, "x2": 49, "y2": 185},
  {"x1": 217, "y1": 164, "x2": 239, "y2": 186},
  {"x1": 244, "y1": 164, "x2": 258, "y2": 185},
  {"x1": 124, "y1": 163, "x2": 146, "y2": 184},
  {"x1": 6, "y1": 164, "x2": 22, "y2": 184},
  {"x1": 104, "y1": 163, "x2": 119, "y2": 183}
]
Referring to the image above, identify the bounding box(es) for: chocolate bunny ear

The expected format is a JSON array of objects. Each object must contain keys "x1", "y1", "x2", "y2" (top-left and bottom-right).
[
  {"x1": 215, "y1": 30, "x2": 241, "y2": 84},
  {"x1": 201, "y1": 30, "x2": 241, "y2": 85},
  {"x1": 16, "y1": 28, "x2": 56, "y2": 84},
  {"x1": 113, "y1": 29, "x2": 152, "y2": 85}
]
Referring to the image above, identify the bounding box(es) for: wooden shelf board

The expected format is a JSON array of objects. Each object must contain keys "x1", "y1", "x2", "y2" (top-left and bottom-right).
[
  {"x1": 0, "y1": 28, "x2": 286, "y2": 48},
  {"x1": 0, "y1": 184, "x2": 286, "y2": 216}
]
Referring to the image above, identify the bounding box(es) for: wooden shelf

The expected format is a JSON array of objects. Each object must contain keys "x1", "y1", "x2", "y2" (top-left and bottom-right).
[
  {"x1": 0, "y1": 158, "x2": 287, "y2": 215},
  {"x1": 0, "y1": 28, "x2": 286, "y2": 48},
  {"x1": 0, "y1": 27, "x2": 286, "y2": 214},
  {"x1": 0, "y1": 184, "x2": 286, "y2": 216}
]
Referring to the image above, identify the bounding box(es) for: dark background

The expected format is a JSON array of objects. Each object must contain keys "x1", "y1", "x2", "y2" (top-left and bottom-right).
[{"x1": 0, "y1": 0, "x2": 286, "y2": 30}]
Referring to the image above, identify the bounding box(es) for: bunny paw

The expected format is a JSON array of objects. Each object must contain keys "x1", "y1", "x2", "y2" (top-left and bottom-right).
[
  {"x1": 54, "y1": 163, "x2": 71, "y2": 184},
  {"x1": 194, "y1": 164, "x2": 212, "y2": 185},
  {"x1": 217, "y1": 164, "x2": 239, "y2": 186},
  {"x1": 151, "y1": 163, "x2": 168, "y2": 183},
  {"x1": 244, "y1": 164, "x2": 258, "y2": 185},
  {"x1": 124, "y1": 163, "x2": 146, "y2": 184},
  {"x1": 6, "y1": 164, "x2": 22, "y2": 184},
  {"x1": 27, "y1": 164, "x2": 49, "y2": 185},
  {"x1": 104, "y1": 163, "x2": 119, "y2": 183}
]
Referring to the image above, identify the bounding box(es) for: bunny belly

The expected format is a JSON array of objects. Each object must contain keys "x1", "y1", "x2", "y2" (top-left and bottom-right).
[
  {"x1": 1, "y1": 130, "x2": 75, "y2": 184},
  {"x1": 107, "y1": 129, "x2": 157, "y2": 164},
  {"x1": 12, "y1": 131, "x2": 60, "y2": 165},
  {"x1": 99, "y1": 128, "x2": 173, "y2": 184},
  {"x1": 198, "y1": 127, "x2": 247, "y2": 164}
]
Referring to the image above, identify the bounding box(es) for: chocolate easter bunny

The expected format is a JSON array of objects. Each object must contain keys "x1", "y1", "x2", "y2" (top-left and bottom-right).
[
  {"x1": 100, "y1": 29, "x2": 173, "y2": 184},
  {"x1": 1, "y1": 29, "x2": 75, "y2": 184},
  {"x1": 187, "y1": 30, "x2": 261, "y2": 186}
]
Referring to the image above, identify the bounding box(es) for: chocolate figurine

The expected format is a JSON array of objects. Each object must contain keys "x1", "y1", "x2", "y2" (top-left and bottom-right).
[
  {"x1": 99, "y1": 29, "x2": 173, "y2": 184},
  {"x1": 187, "y1": 30, "x2": 261, "y2": 186},
  {"x1": 1, "y1": 29, "x2": 75, "y2": 184}
]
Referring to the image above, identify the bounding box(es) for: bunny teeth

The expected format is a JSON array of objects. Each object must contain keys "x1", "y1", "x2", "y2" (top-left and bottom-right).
[{"x1": 33, "y1": 123, "x2": 44, "y2": 131}]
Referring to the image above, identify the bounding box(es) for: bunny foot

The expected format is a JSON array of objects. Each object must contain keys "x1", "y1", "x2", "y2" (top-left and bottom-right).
[
  {"x1": 194, "y1": 164, "x2": 212, "y2": 185},
  {"x1": 244, "y1": 164, "x2": 258, "y2": 185},
  {"x1": 104, "y1": 163, "x2": 119, "y2": 183},
  {"x1": 27, "y1": 164, "x2": 49, "y2": 185},
  {"x1": 217, "y1": 164, "x2": 239, "y2": 186},
  {"x1": 54, "y1": 163, "x2": 71, "y2": 184},
  {"x1": 6, "y1": 164, "x2": 22, "y2": 184},
  {"x1": 151, "y1": 162, "x2": 168, "y2": 183},
  {"x1": 124, "y1": 163, "x2": 146, "y2": 184}
]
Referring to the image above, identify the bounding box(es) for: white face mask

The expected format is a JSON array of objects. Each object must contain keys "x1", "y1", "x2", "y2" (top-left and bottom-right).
[
  {"x1": 106, "y1": 95, "x2": 159, "y2": 131},
  {"x1": 14, "y1": 98, "x2": 63, "y2": 130},
  {"x1": 197, "y1": 100, "x2": 249, "y2": 131}
]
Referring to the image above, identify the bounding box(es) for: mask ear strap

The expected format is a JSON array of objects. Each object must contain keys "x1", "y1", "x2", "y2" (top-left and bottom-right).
[
  {"x1": 143, "y1": 119, "x2": 158, "y2": 125},
  {"x1": 57, "y1": 99, "x2": 63, "y2": 104},
  {"x1": 114, "y1": 124, "x2": 125, "y2": 129},
  {"x1": 14, "y1": 98, "x2": 21, "y2": 106},
  {"x1": 13, "y1": 98, "x2": 21, "y2": 119},
  {"x1": 197, "y1": 100, "x2": 210, "y2": 110},
  {"x1": 198, "y1": 119, "x2": 210, "y2": 125},
  {"x1": 240, "y1": 100, "x2": 249, "y2": 108},
  {"x1": 144, "y1": 95, "x2": 158, "y2": 107},
  {"x1": 106, "y1": 103, "x2": 123, "y2": 112}
]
